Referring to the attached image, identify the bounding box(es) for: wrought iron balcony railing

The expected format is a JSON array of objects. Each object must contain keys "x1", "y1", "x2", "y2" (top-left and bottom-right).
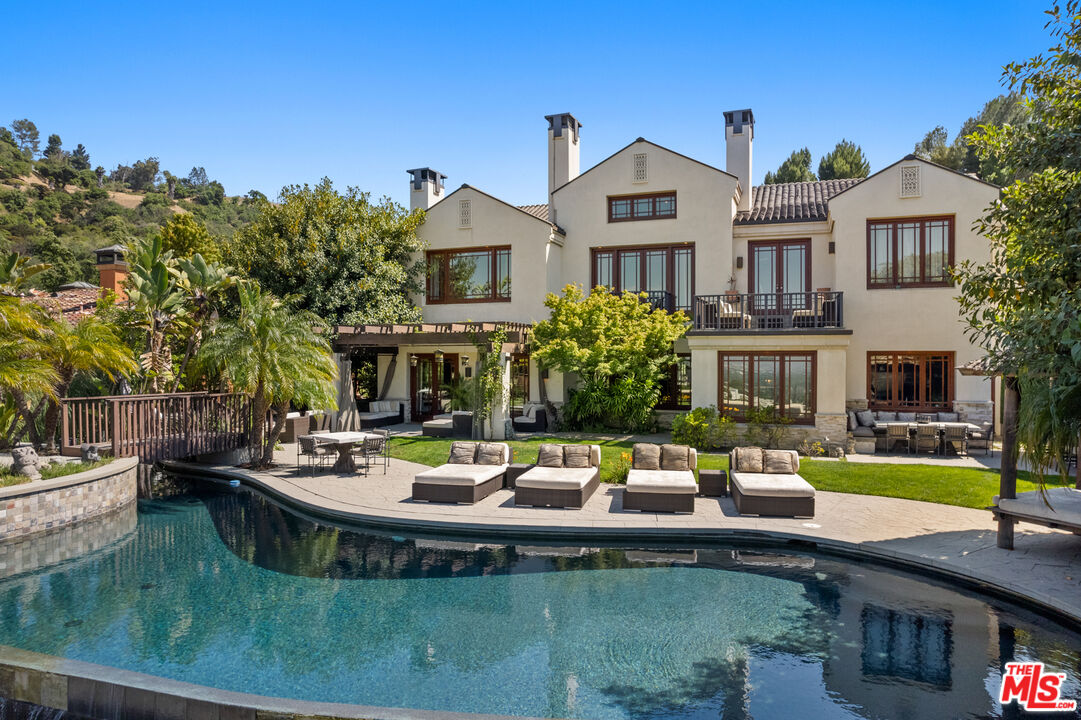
[{"x1": 691, "y1": 291, "x2": 844, "y2": 331}]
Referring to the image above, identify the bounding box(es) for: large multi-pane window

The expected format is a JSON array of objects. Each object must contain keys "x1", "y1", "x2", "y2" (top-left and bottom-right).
[
  {"x1": 608, "y1": 191, "x2": 677, "y2": 222},
  {"x1": 657, "y1": 354, "x2": 692, "y2": 410},
  {"x1": 867, "y1": 216, "x2": 954, "y2": 288},
  {"x1": 426, "y1": 247, "x2": 511, "y2": 303},
  {"x1": 591, "y1": 244, "x2": 694, "y2": 312},
  {"x1": 718, "y1": 352, "x2": 816, "y2": 423},
  {"x1": 861, "y1": 605, "x2": 952, "y2": 688},
  {"x1": 868, "y1": 352, "x2": 954, "y2": 410}
]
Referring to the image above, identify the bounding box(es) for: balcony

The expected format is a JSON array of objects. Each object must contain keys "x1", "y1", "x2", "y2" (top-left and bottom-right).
[{"x1": 690, "y1": 291, "x2": 845, "y2": 333}]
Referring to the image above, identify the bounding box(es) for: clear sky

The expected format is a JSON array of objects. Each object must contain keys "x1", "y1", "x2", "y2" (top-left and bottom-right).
[{"x1": 1, "y1": 1, "x2": 1051, "y2": 207}]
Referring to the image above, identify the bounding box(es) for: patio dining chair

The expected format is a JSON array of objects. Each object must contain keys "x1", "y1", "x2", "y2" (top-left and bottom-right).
[
  {"x1": 943, "y1": 424, "x2": 967, "y2": 456},
  {"x1": 914, "y1": 424, "x2": 940, "y2": 455},
  {"x1": 297, "y1": 435, "x2": 333, "y2": 476},
  {"x1": 352, "y1": 429, "x2": 389, "y2": 474},
  {"x1": 885, "y1": 423, "x2": 911, "y2": 454}
]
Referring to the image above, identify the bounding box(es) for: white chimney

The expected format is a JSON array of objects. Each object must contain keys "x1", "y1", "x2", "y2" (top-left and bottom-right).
[
  {"x1": 406, "y1": 168, "x2": 446, "y2": 211},
  {"x1": 545, "y1": 113, "x2": 582, "y2": 222},
  {"x1": 724, "y1": 109, "x2": 754, "y2": 213}
]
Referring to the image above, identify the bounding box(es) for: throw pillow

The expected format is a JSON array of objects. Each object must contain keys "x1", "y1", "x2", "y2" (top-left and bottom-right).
[
  {"x1": 537, "y1": 443, "x2": 564, "y2": 468},
  {"x1": 564, "y1": 445, "x2": 592, "y2": 468},
  {"x1": 476, "y1": 443, "x2": 505, "y2": 465},
  {"x1": 856, "y1": 410, "x2": 875, "y2": 427},
  {"x1": 448, "y1": 442, "x2": 476, "y2": 465},
  {"x1": 847, "y1": 410, "x2": 857, "y2": 431},
  {"x1": 633, "y1": 443, "x2": 661, "y2": 470},
  {"x1": 660, "y1": 444, "x2": 691, "y2": 471},
  {"x1": 735, "y1": 446, "x2": 763, "y2": 473},
  {"x1": 763, "y1": 449, "x2": 794, "y2": 474}
]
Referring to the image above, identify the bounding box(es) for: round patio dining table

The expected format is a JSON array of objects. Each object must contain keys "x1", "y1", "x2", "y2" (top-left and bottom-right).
[{"x1": 308, "y1": 431, "x2": 380, "y2": 473}]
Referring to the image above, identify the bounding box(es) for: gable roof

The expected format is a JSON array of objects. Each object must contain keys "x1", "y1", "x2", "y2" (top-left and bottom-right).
[
  {"x1": 736, "y1": 178, "x2": 863, "y2": 225},
  {"x1": 551, "y1": 138, "x2": 738, "y2": 196},
  {"x1": 24, "y1": 287, "x2": 101, "y2": 320},
  {"x1": 430, "y1": 184, "x2": 560, "y2": 231},
  {"x1": 827, "y1": 154, "x2": 1000, "y2": 203},
  {"x1": 517, "y1": 204, "x2": 549, "y2": 222}
]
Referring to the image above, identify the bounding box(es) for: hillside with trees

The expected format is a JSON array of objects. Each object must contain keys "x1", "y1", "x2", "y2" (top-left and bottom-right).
[{"x1": 0, "y1": 118, "x2": 262, "y2": 290}]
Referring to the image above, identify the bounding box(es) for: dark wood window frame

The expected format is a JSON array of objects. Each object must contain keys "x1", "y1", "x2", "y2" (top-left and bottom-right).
[
  {"x1": 426, "y1": 245, "x2": 511, "y2": 304},
  {"x1": 867, "y1": 351, "x2": 955, "y2": 411},
  {"x1": 657, "y1": 353, "x2": 692, "y2": 410},
  {"x1": 866, "y1": 215, "x2": 955, "y2": 289},
  {"x1": 717, "y1": 351, "x2": 817, "y2": 424},
  {"x1": 590, "y1": 242, "x2": 695, "y2": 311},
  {"x1": 607, "y1": 191, "x2": 677, "y2": 223}
]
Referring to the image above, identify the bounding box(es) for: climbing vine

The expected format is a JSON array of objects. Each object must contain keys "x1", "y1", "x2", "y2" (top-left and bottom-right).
[{"x1": 470, "y1": 326, "x2": 509, "y2": 428}]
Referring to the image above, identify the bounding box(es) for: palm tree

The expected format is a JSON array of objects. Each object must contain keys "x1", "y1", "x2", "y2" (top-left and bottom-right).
[
  {"x1": 0, "y1": 296, "x2": 57, "y2": 447},
  {"x1": 126, "y1": 237, "x2": 185, "y2": 392},
  {"x1": 171, "y1": 253, "x2": 234, "y2": 392},
  {"x1": 39, "y1": 315, "x2": 139, "y2": 451},
  {"x1": 198, "y1": 283, "x2": 337, "y2": 467}
]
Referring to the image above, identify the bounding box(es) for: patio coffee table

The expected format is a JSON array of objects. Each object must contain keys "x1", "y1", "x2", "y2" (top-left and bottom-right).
[{"x1": 309, "y1": 431, "x2": 379, "y2": 473}]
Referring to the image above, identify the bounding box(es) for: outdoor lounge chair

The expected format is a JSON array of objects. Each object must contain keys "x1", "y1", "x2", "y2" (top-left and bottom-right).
[
  {"x1": 514, "y1": 443, "x2": 601, "y2": 508},
  {"x1": 297, "y1": 435, "x2": 333, "y2": 476},
  {"x1": 728, "y1": 446, "x2": 815, "y2": 517},
  {"x1": 412, "y1": 441, "x2": 510, "y2": 504},
  {"x1": 511, "y1": 403, "x2": 548, "y2": 433},
  {"x1": 357, "y1": 400, "x2": 404, "y2": 429},
  {"x1": 623, "y1": 443, "x2": 698, "y2": 513}
]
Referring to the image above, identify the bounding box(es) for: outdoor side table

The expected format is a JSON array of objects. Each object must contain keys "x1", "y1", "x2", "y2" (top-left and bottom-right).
[
  {"x1": 699, "y1": 469, "x2": 727, "y2": 497},
  {"x1": 505, "y1": 463, "x2": 532, "y2": 489}
]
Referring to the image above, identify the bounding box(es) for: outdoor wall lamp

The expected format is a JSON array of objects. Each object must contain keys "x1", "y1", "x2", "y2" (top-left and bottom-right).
[
  {"x1": 434, "y1": 349, "x2": 444, "y2": 364},
  {"x1": 736, "y1": 256, "x2": 744, "y2": 269},
  {"x1": 409, "y1": 354, "x2": 418, "y2": 367}
]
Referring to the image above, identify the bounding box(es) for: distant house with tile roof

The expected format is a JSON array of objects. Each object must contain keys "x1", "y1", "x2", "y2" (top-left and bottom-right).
[
  {"x1": 22, "y1": 246, "x2": 129, "y2": 322},
  {"x1": 336, "y1": 110, "x2": 1001, "y2": 443}
]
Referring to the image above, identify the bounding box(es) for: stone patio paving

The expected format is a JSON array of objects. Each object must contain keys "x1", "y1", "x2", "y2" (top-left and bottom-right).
[{"x1": 165, "y1": 441, "x2": 1081, "y2": 623}]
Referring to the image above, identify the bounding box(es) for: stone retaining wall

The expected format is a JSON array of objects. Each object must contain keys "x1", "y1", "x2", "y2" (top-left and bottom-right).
[{"x1": 0, "y1": 457, "x2": 138, "y2": 542}]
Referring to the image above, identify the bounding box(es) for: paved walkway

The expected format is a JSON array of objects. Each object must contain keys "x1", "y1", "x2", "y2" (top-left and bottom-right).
[{"x1": 165, "y1": 443, "x2": 1081, "y2": 623}]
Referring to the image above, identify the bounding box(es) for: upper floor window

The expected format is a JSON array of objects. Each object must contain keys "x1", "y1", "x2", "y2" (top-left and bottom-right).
[
  {"x1": 867, "y1": 216, "x2": 954, "y2": 288},
  {"x1": 427, "y1": 246, "x2": 510, "y2": 304},
  {"x1": 592, "y1": 243, "x2": 693, "y2": 312},
  {"x1": 608, "y1": 191, "x2": 676, "y2": 223}
]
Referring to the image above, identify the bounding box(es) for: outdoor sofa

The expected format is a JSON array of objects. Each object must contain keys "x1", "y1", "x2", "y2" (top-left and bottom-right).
[
  {"x1": 728, "y1": 446, "x2": 815, "y2": 517},
  {"x1": 514, "y1": 443, "x2": 601, "y2": 508},
  {"x1": 623, "y1": 443, "x2": 698, "y2": 513},
  {"x1": 511, "y1": 403, "x2": 548, "y2": 433},
  {"x1": 358, "y1": 400, "x2": 404, "y2": 429},
  {"x1": 412, "y1": 441, "x2": 510, "y2": 504}
]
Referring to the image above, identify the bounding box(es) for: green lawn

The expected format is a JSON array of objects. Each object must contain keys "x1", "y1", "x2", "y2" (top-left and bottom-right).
[{"x1": 388, "y1": 436, "x2": 1059, "y2": 510}]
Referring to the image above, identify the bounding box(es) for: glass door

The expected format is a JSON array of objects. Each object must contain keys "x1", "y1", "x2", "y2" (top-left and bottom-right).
[
  {"x1": 749, "y1": 240, "x2": 810, "y2": 322},
  {"x1": 410, "y1": 356, "x2": 435, "y2": 422}
]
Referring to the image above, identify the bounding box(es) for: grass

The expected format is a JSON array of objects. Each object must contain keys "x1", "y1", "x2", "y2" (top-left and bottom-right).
[
  {"x1": 0, "y1": 458, "x2": 112, "y2": 488},
  {"x1": 388, "y1": 436, "x2": 1060, "y2": 510}
]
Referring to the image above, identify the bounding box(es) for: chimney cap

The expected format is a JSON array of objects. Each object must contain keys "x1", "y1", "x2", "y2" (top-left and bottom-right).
[
  {"x1": 724, "y1": 109, "x2": 755, "y2": 127},
  {"x1": 544, "y1": 113, "x2": 582, "y2": 140},
  {"x1": 94, "y1": 244, "x2": 127, "y2": 265},
  {"x1": 406, "y1": 168, "x2": 447, "y2": 192}
]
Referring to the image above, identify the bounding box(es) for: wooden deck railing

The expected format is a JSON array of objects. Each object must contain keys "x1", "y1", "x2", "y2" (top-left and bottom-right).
[{"x1": 60, "y1": 392, "x2": 251, "y2": 462}]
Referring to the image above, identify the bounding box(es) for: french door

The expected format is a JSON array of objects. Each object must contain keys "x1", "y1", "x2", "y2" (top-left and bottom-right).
[
  {"x1": 409, "y1": 354, "x2": 459, "y2": 422},
  {"x1": 748, "y1": 239, "x2": 810, "y2": 317}
]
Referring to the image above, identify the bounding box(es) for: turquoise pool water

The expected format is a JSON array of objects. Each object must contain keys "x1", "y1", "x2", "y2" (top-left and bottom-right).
[{"x1": 0, "y1": 483, "x2": 1079, "y2": 719}]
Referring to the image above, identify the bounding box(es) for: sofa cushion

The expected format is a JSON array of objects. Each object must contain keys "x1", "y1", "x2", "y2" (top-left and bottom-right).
[
  {"x1": 626, "y1": 469, "x2": 697, "y2": 494},
  {"x1": 851, "y1": 426, "x2": 875, "y2": 438},
  {"x1": 357, "y1": 412, "x2": 396, "y2": 421},
  {"x1": 414, "y1": 463, "x2": 505, "y2": 486},
  {"x1": 516, "y1": 466, "x2": 596, "y2": 490},
  {"x1": 537, "y1": 443, "x2": 564, "y2": 468},
  {"x1": 856, "y1": 410, "x2": 875, "y2": 427},
  {"x1": 564, "y1": 445, "x2": 593, "y2": 468},
  {"x1": 476, "y1": 442, "x2": 506, "y2": 466},
  {"x1": 877, "y1": 411, "x2": 898, "y2": 422},
  {"x1": 734, "y1": 446, "x2": 763, "y2": 473},
  {"x1": 763, "y1": 449, "x2": 795, "y2": 474},
  {"x1": 660, "y1": 444, "x2": 692, "y2": 471},
  {"x1": 897, "y1": 412, "x2": 916, "y2": 422},
  {"x1": 937, "y1": 412, "x2": 959, "y2": 423},
  {"x1": 448, "y1": 441, "x2": 476, "y2": 464},
  {"x1": 369, "y1": 401, "x2": 399, "y2": 413},
  {"x1": 633, "y1": 443, "x2": 661, "y2": 470},
  {"x1": 847, "y1": 410, "x2": 857, "y2": 431},
  {"x1": 731, "y1": 472, "x2": 815, "y2": 499}
]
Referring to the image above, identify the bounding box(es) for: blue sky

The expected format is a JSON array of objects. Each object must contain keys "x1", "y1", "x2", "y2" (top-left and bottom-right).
[{"x1": 1, "y1": 1, "x2": 1050, "y2": 207}]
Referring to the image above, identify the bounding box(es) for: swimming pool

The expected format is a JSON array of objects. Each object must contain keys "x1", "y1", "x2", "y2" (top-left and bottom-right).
[{"x1": 0, "y1": 482, "x2": 1078, "y2": 719}]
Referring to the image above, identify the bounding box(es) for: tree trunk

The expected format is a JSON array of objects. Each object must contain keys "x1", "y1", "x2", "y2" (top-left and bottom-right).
[
  {"x1": 998, "y1": 376, "x2": 1020, "y2": 550},
  {"x1": 10, "y1": 388, "x2": 43, "y2": 448},
  {"x1": 261, "y1": 399, "x2": 289, "y2": 467},
  {"x1": 249, "y1": 383, "x2": 267, "y2": 465},
  {"x1": 43, "y1": 377, "x2": 73, "y2": 453}
]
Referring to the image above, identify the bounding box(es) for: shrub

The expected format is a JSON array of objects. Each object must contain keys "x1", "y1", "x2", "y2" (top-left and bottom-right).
[
  {"x1": 798, "y1": 438, "x2": 827, "y2": 457},
  {"x1": 564, "y1": 375, "x2": 659, "y2": 433},
  {"x1": 671, "y1": 405, "x2": 735, "y2": 450},
  {"x1": 744, "y1": 405, "x2": 793, "y2": 449}
]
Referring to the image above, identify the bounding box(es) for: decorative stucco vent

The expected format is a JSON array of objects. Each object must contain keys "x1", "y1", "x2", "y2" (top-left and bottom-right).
[
  {"x1": 633, "y1": 153, "x2": 648, "y2": 183},
  {"x1": 900, "y1": 165, "x2": 921, "y2": 198},
  {"x1": 458, "y1": 199, "x2": 471, "y2": 228}
]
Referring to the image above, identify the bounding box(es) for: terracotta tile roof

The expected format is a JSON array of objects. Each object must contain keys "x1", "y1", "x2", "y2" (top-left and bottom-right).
[
  {"x1": 24, "y1": 287, "x2": 101, "y2": 320},
  {"x1": 736, "y1": 178, "x2": 864, "y2": 225},
  {"x1": 517, "y1": 204, "x2": 549, "y2": 222}
]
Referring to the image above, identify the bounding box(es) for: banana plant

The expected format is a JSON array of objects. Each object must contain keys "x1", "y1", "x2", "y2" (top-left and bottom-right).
[
  {"x1": 126, "y1": 237, "x2": 186, "y2": 392},
  {"x1": 0, "y1": 251, "x2": 50, "y2": 295},
  {"x1": 170, "y1": 253, "x2": 236, "y2": 392}
]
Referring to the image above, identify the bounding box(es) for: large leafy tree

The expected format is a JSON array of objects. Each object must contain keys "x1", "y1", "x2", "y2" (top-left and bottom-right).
[
  {"x1": 914, "y1": 93, "x2": 1029, "y2": 184},
  {"x1": 764, "y1": 148, "x2": 816, "y2": 184},
  {"x1": 198, "y1": 283, "x2": 337, "y2": 467},
  {"x1": 42, "y1": 134, "x2": 64, "y2": 160},
  {"x1": 225, "y1": 179, "x2": 426, "y2": 327},
  {"x1": 9, "y1": 119, "x2": 39, "y2": 158},
  {"x1": 955, "y1": 1, "x2": 1081, "y2": 478},
  {"x1": 818, "y1": 139, "x2": 870, "y2": 180},
  {"x1": 531, "y1": 285, "x2": 688, "y2": 431},
  {"x1": 158, "y1": 213, "x2": 220, "y2": 261},
  {"x1": 70, "y1": 143, "x2": 90, "y2": 171}
]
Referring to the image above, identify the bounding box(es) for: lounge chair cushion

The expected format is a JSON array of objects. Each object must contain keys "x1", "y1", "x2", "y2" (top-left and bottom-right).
[
  {"x1": 995, "y1": 488, "x2": 1081, "y2": 528},
  {"x1": 937, "y1": 412, "x2": 959, "y2": 423},
  {"x1": 733, "y1": 446, "x2": 763, "y2": 473},
  {"x1": 476, "y1": 442, "x2": 507, "y2": 466},
  {"x1": 856, "y1": 410, "x2": 875, "y2": 427},
  {"x1": 515, "y1": 466, "x2": 596, "y2": 490},
  {"x1": 763, "y1": 449, "x2": 796, "y2": 474},
  {"x1": 448, "y1": 442, "x2": 476, "y2": 465},
  {"x1": 731, "y1": 472, "x2": 815, "y2": 498},
  {"x1": 626, "y1": 469, "x2": 697, "y2": 494},
  {"x1": 537, "y1": 443, "x2": 564, "y2": 468},
  {"x1": 564, "y1": 445, "x2": 592, "y2": 468},
  {"x1": 413, "y1": 463, "x2": 506, "y2": 487},
  {"x1": 660, "y1": 444, "x2": 692, "y2": 471},
  {"x1": 897, "y1": 412, "x2": 917, "y2": 422},
  {"x1": 847, "y1": 411, "x2": 857, "y2": 431},
  {"x1": 633, "y1": 443, "x2": 661, "y2": 470}
]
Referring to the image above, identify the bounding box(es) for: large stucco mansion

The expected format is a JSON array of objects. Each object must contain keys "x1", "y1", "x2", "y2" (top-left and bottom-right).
[{"x1": 334, "y1": 110, "x2": 1000, "y2": 444}]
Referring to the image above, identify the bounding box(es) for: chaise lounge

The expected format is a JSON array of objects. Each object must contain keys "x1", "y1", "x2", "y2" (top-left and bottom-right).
[
  {"x1": 412, "y1": 441, "x2": 510, "y2": 504},
  {"x1": 728, "y1": 446, "x2": 815, "y2": 517},
  {"x1": 623, "y1": 443, "x2": 698, "y2": 513},
  {"x1": 358, "y1": 400, "x2": 404, "y2": 429},
  {"x1": 515, "y1": 443, "x2": 601, "y2": 508}
]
